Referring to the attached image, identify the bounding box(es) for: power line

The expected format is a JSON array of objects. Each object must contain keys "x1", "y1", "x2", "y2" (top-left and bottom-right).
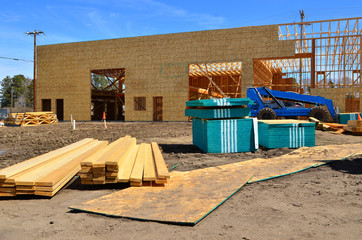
[{"x1": 0, "y1": 56, "x2": 33, "y2": 63}]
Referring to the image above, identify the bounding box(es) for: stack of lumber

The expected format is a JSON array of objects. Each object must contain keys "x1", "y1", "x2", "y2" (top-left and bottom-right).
[
  {"x1": 309, "y1": 117, "x2": 348, "y2": 134},
  {"x1": 80, "y1": 136, "x2": 170, "y2": 187},
  {"x1": 0, "y1": 138, "x2": 108, "y2": 197},
  {"x1": 308, "y1": 117, "x2": 334, "y2": 131},
  {"x1": 339, "y1": 113, "x2": 361, "y2": 124},
  {"x1": 322, "y1": 122, "x2": 346, "y2": 134},
  {"x1": 258, "y1": 120, "x2": 315, "y2": 149},
  {"x1": 343, "y1": 120, "x2": 362, "y2": 135},
  {"x1": 3, "y1": 112, "x2": 58, "y2": 126},
  {"x1": 185, "y1": 98, "x2": 258, "y2": 153}
]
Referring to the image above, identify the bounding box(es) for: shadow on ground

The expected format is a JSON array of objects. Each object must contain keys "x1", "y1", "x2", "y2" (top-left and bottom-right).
[
  {"x1": 159, "y1": 144, "x2": 202, "y2": 154},
  {"x1": 66, "y1": 177, "x2": 130, "y2": 191},
  {"x1": 327, "y1": 157, "x2": 362, "y2": 175}
]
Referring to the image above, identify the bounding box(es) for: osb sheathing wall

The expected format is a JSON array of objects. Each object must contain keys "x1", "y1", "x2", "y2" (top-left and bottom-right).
[
  {"x1": 311, "y1": 87, "x2": 362, "y2": 113},
  {"x1": 37, "y1": 25, "x2": 295, "y2": 121}
]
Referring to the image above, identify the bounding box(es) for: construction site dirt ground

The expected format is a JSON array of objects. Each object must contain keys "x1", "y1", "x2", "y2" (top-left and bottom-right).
[{"x1": 0, "y1": 121, "x2": 361, "y2": 240}]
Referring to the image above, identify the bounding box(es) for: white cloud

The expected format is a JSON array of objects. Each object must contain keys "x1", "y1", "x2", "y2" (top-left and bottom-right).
[{"x1": 140, "y1": 0, "x2": 226, "y2": 29}]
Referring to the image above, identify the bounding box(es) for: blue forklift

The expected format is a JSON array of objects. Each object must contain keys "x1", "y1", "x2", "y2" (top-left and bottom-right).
[{"x1": 247, "y1": 87, "x2": 337, "y2": 122}]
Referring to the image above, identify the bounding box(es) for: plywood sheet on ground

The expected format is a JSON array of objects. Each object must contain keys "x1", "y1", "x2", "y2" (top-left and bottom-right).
[
  {"x1": 70, "y1": 143, "x2": 362, "y2": 225},
  {"x1": 70, "y1": 167, "x2": 253, "y2": 225}
]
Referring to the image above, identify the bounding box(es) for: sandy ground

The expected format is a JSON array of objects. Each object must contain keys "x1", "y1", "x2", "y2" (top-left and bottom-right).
[{"x1": 0, "y1": 122, "x2": 361, "y2": 240}]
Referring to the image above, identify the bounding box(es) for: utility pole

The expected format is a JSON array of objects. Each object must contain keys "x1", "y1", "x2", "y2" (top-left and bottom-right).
[
  {"x1": 10, "y1": 87, "x2": 13, "y2": 113},
  {"x1": 299, "y1": 10, "x2": 305, "y2": 93},
  {"x1": 26, "y1": 30, "x2": 44, "y2": 111}
]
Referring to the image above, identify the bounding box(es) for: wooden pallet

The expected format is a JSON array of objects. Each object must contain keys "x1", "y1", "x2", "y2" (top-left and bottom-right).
[
  {"x1": 3, "y1": 112, "x2": 58, "y2": 127},
  {"x1": 80, "y1": 137, "x2": 170, "y2": 187},
  {"x1": 0, "y1": 138, "x2": 108, "y2": 197}
]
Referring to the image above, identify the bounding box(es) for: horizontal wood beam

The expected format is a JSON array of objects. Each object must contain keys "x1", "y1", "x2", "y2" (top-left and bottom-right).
[
  {"x1": 277, "y1": 16, "x2": 362, "y2": 27},
  {"x1": 254, "y1": 53, "x2": 313, "y2": 61}
]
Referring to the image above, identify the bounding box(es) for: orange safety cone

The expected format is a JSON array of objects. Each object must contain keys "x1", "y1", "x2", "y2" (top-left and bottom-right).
[{"x1": 103, "y1": 112, "x2": 107, "y2": 129}]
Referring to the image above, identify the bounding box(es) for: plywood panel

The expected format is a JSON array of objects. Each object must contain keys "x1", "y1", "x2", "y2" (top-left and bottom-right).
[{"x1": 70, "y1": 143, "x2": 362, "y2": 225}]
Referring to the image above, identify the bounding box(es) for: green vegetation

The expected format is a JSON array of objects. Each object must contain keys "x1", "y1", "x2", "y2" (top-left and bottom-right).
[{"x1": 0, "y1": 75, "x2": 33, "y2": 108}]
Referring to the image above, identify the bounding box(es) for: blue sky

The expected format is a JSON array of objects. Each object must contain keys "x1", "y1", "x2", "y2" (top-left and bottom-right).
[{"x1": 1, "y1": 0, "x2": 361, "y2": 81}]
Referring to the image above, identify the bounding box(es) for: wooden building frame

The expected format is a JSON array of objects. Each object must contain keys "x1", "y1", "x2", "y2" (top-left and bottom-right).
[
  {"x1": 254, "y1": 17, "x2": 362, "y2": 93},
  {"x1": 90, "y1": 68, "x2": 125, "y2": 120}
]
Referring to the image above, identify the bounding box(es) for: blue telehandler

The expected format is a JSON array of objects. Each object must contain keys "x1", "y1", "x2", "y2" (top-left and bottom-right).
[{"x1": 247, "y1": 87, "x2": 337, "y2": 122}]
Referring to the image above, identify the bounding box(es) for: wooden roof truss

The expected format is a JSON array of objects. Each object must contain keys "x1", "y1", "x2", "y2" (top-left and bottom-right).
[
  {"x1": 264, "y1": 17, "x2": 362, "y2": 90},
  {"x1": 189, "y1": 62, "x2": 242, "y2": 99},
  {"x1": 91, "y1": 68, "x2": 125, "y2": 93}
]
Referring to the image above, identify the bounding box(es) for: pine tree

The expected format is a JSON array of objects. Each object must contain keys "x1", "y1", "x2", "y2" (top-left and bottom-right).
[{"x1": 0, "y1": 75, "x2": 27, "y2": 107}]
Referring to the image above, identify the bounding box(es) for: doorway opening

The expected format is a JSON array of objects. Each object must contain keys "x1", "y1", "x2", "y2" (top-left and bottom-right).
[
  {"x1": 56, "y1": 99, "x2": 64, "y2": 121},
  {"x1": 91, "y1": 68, "x2": 125, "y2": 121}
]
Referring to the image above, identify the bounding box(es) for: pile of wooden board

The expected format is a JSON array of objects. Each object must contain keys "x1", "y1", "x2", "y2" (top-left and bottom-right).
[
  {"x1": 0, "y1": 138, "x2": 107, "y2": 197},
  {"x1": 185, "y1": 98, "x2": 258, "y2": 153},
  {"x1": 3, "y1": 112, "x2": 58, "y2": 126},
  {"x1": 344, "y1": 120, "x2": 362, "y2": 135},
  {"x1": 80, "y1": 136, "x2": 170, "y2": 187}
]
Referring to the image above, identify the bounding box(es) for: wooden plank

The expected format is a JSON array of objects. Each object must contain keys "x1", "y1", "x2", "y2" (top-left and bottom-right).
[
  {"x1": 151, "y1": 142, "x2": 170, "y2": 179},
  {"x1": 80, "y1": 142, "x2": 117, "y2": 167},
  {"x1": 79, "y1": 174, "x2": 93, "y2": 180},
  {"x1": 0, "y1": 138, "x2": 94, "y2": 180},
  {"x1": 16, "y1": 190, "x2": 34, "y2": 195},
  {"x1": 130, "y1": 181, "x2": 142, "y2": 187},
  {"x1": 34, "y1": 168, "x2": 80, "y2": 196},
  {"x1": 15, "y1": 140, "x2": 99, "y2": 186},
  {"x1": 81, "y1": 180, "x2": 94, "y2": 185},
  {"x1": 154, "y1": 178, "x2": 168, "y2": 184},
  {"x1": 35, "y1": 168, "x2": 79, "y2": 192},
  {"x1": 105, "y1": 179, "x2": 118, "y2": 184},
  {"x1": 106, "y1": 172, "x2": 118, "y2": 177},
  {"x1": 16, "y1": 185, "x2": 34, "y2": 191},
  {"x1": 92, "y1": 180, "x2": 105, "y2": 184},
  {"x1": 92, "y1": 136, "x2": 131, "y2": 168},
  {"x1": 92, "y1": 168, "x2": 106, "y2": 174},
  {"x1": 0, "y1": 182, "x2": 14, "y2": 187},
  {"x1": 143, "y1": 144, "x2": 156, "y2": 181},
  {"x1": 142, "y1": 181, "x2": 165, "y2": 187},
  {"x1": 0, "y1": 187, "x2": 16, "y2": 193},
  {"x1": 0, "y1": 192, "x2": 16, "y2": 197},
  {"x1": 105, "y1": 137, "x2": 137, "y2": 166},
  {"x1": 79, "y1": 167, "x2": 92, "y2": 174},
  {"x1": 118, "y1": 144, "x2": 140, "y2": 182},
  {"x1": 129, "y1": 143, "x2": 146, "y2": 183},
  {"x1": 93, "y1": 176, "x2": 106, "y2": 181},
  {"x1": 106, "y1": 165, "x2": 118, "y2": 171},
  {"x1": 35, "y1": 141, "x2": 108, "y2": 187}
]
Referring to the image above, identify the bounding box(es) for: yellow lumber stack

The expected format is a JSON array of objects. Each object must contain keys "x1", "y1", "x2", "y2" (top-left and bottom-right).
[
  {"x1": 3, "y1": 112, "x2": 58, "y2": 126},
  {"x1": 80, "y1": 138, "x2": 170, "y2": 187},
  {"x1": 0, "y1": 138, "x2": 108, "y2": 197}
]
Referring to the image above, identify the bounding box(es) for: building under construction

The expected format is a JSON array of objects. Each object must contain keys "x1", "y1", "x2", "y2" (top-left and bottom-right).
[{"x1": 36, "y1": 17, "x2": 361, "y2": 121}]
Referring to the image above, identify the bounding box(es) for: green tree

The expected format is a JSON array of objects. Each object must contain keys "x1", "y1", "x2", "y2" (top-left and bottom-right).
[
  {"x1": 0, "y1": 75, "x2": 27, "y2": 107},
  {"x1": 328, "y1": 80, "x2": 335, "y2": 88},
  {"x1": 91, "y1": 74, "x2": 109, "y2": 89},
  {"x1": 25, "y1": 79, "x2": 34, "y2": 108}
]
